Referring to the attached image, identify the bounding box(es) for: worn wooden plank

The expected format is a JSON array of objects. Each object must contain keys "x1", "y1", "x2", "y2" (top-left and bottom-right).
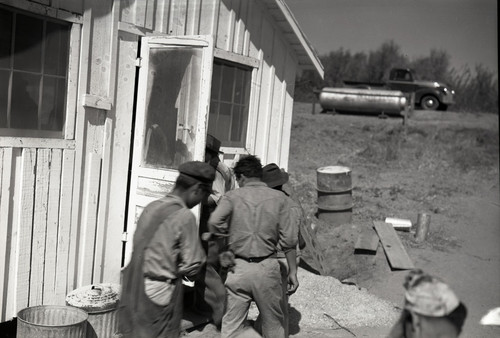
[
  {"x1": 43, "y1": 149, "x2": 62, "y2": 304},
  {"x1": 253, "y1": 17, "x2": 274, "y2": 158},
  {"x1": 373, "y1": 221, "x2": 414, "y2": 270},
  {"x1": 29, "y1": 149, "x2": 50, "y2": 306},
  {"x1": 144, "y1": 0, "x2": 155, "y2": 30},
  {"x1": 279, "y1": 48, "x2": 297, "y2": 167},
  {"x1": 78, "y1": 153, "x2": 102, "y2": 286},
  {"x1": 61, "y1": 20, "x2": 83, "y2": 140},
  {"x1": 355, "y1": 228, "x2": 380, "y2": 253},
  {"x1": 0, "y1": 148, "x2": 13, "y2": 320},
  {"x1": 16, "y1": 149, "x2": 36, "y2": 309},
  {"x1": 232, "y1": 0, "x2": 246, "y2": 54},
  {"x1": 102, "y1": 32, "x2": 137, "y2": 282},
  {"x1": 266, "y1": 36, "x2": 286, "y2": 163},
  {"x1": 0, "y1": 137, "x2": 75, "y2": 149},
  {"x1": 185, "y1": 0, "x2": 199, "y2": 35},
  {"x1": 198, "y1": 0, "x2": 219, "y2": 35},
  {"x1": 134, "y1": 0, "x2": 147, "y2": 27},
  {"x1": 215, "y1": 0, "x2": 232, "y2": 50},
  {"x1": 55, "y1": 150, "x2": 75, "y2": 302}
]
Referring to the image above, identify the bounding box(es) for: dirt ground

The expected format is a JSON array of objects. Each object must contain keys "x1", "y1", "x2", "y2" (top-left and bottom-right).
[{"x1": 289, "y1": 103, "x2": 500, "y2": 337}]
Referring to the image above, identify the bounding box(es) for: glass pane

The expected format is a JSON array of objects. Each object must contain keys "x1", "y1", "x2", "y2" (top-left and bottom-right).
[
  {"x1": 142, "y1": 46, "x2": 202, "y2": 169},
  {"x1": 220, "y1": 65, "x2": 234, "y2": 102},
  {"x1": 0, "y1": 8, "x2": 13, "y2": 69},
  {"x1": 234, "y1": 69, "x2": 244, "y2": 104},
  {"x1": 0, "y1": 70, "x2": 8, "y2": 127},
  {"x1": 44, "y1": 22, "x2": 70, "y2": 76},
  {"x1": 211, "y1": 63, "x2": 221, "y2": 100},
  {"x1": 41, "y1": 76, "x2": 65, "y2": 131},
  {"x1": 231, "y1": 106, "x2": 242, "y2": 142},
  {"x1": 11, "y1": 72, "x2": 40, "y2": 129},
  {"x1": 14, "y1": 14, "x2": 43, "y2": 72}
]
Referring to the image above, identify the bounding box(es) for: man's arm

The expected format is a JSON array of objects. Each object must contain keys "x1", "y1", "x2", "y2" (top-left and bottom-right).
[
  {"x1": 284, "y1": 248, "x2": 299, "y2": 295},
  {"x1": 207, "y1": 195, "x2": 233, "y2": 234},
  {"x1": 178, "y1": 211, "x2": 206, "y2": 278}
]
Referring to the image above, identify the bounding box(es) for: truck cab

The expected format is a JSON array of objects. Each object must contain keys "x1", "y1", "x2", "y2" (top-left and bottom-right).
[{"x1": 387, "y1": 68, "x2": 455, "y2": 111}]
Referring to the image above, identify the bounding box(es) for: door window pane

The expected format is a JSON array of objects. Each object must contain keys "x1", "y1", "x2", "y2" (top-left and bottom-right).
[
  {"x1": 142, "y1": 47, "x2": 203, "y2": 169},
  {"x1": 208, "y1": 59, "x2": 251, "y2": 147}
]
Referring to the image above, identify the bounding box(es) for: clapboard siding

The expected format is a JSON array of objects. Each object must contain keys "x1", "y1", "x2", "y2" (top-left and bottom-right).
[
  {"x1": 0, "y1": 0, "x2": 318, "y2": 322},
  {"x1": 0, "y1": 147, "x2": 75, "y2": 320}
]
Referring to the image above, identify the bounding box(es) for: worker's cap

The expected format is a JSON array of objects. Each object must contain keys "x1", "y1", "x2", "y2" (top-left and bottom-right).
[
  {"x1": 206, "y1": 134, "x2": 223, "y2": 154},
  {"x1": 262, "y1": 163, "x2": 289, "y2": 188},
  {"x1": 403, "y1": 269, "x2": 460, "y2": 317},
  {"x1": 178, "y1": 161, "x2": 216, "y2": 192}
]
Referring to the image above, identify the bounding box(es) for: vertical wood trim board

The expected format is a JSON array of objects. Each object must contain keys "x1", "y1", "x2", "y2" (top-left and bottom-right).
[
  {"x1": 78, "y1": 153, "x2": 102, "y2": 286},
  {"x1": 0, "y1": 148, "x2": 13, "y2": 320},
  {"x1": 43, "y1": 149, "x2": 63, "y2": 305},
  {"x1": 55, "y1": 150, "x2": 75, "y2": 301},
  {"x1": 16, "y1": 149, "x2": 36, "y2": 310},
  {"x1": 29, "y1": 149, "x2": 50, "y2": 306}
]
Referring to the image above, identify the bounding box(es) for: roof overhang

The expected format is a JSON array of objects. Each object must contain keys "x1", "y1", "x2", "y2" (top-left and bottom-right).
[{"x1": 262, "y1": 0, "x2": 324, "y2": 79}]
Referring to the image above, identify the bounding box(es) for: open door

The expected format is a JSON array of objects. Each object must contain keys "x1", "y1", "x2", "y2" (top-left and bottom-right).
[{"x1": 124, "y1": 35, "x2": 214, "y2": 266}]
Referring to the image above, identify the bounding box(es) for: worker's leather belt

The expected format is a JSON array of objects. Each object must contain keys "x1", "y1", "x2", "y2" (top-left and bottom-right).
[
  {"x1": 144, "y1": 274, "x2": 176, "y2": 283},
  {"x1": 235, "y1": 253, "x2": 276, "y2": 263}
]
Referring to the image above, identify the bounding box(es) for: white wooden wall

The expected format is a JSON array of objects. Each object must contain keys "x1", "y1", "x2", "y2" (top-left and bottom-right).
[
  {"x1": 117, "y1": 0, "x2": 299, "y2": 166},
  {"x1": 0, "y1": 0, "x2": 306, "y2": 321}
]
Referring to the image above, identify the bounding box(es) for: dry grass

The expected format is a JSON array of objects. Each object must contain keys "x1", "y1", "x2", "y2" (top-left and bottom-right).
[{"x1": 288, "y1": 103, "x2": 499, "y2": 279}]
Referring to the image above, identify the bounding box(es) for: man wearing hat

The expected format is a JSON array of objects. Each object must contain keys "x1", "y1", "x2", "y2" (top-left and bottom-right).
[
  {"x1": 387, "y1": 269, "x2": 467, "y2": 338},
  {"x1": 208, "y1": 155, "x2": 299, "y2": 338},
  {"x1": 118, "y1": 161, "x2": 215, "y2": 338},
  {"x1": 259, "y1": 163, "x2": 306, "y2": 337},
  {"x1": 190, "y1": 134, "x2": 236, "y2": 327}
]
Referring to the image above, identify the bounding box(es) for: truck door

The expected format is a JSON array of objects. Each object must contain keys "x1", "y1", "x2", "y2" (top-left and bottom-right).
[
  {"x1": 124, "y1": 36, "x2": 214, "y2": 266},
  {"x1": 388, "y1": 69, "x2": 418, "y2": 93}
]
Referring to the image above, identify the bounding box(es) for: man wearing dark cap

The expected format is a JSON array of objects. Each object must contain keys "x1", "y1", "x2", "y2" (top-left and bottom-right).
[
  {"x1": 190, "y1": 134, "x2": 236, "y2": 327},
  {"x1": 118, "y1": 161, "x2": 215, "y2": 338},
  {"x1": 259, "y1": 163, "x2": 306, "y2": 337},
  {"x1": 208, "y1": 155, "x2": 299, "y2": 338},
  {"x1": 387, "y1": 269, "x2": 467, "y2": 338}
]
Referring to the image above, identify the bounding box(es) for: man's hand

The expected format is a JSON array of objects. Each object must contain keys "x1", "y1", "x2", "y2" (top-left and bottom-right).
[{"x1": 287, "y1": 272, "x2": 299, "y2": 295}]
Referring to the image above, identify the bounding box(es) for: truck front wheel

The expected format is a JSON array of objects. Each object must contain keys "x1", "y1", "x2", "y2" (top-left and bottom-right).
[{"x1": 420, "y1": 95, "x2": 440, "y2": 110}]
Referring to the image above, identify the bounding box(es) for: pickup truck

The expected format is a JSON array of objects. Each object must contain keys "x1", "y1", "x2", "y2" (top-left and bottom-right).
[{"x1": 343, "y1": 68, "x2": 456, "y2": 111}]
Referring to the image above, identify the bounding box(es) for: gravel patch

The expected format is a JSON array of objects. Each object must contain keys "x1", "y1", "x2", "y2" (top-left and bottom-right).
[{"x1": 287, "y1": 268, "x2": 400, "y2": 329}]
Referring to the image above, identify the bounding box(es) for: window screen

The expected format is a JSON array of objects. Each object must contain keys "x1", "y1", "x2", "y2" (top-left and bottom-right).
[
  {"x1": 0, "y1": 6, "x2": 70, "y2": 137},
  {"x1": 208, "y1": 59, "x2": 251, "y2": 148}
]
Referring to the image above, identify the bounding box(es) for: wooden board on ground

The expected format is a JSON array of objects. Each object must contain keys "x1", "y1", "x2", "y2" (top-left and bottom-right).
[
  {"x1": 354, "y1": 228, "x2": 379, "y2": 253},
  {"x1": 373, "y1": 221, "x2": 415, "y2": 270}
]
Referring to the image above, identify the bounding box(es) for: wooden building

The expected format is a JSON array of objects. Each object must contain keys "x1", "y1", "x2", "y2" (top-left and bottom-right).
[{"x1": 0, "y1": 0, "x2": 323, "y2": 321}]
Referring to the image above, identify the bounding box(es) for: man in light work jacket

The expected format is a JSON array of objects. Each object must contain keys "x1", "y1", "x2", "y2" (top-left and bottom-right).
[
  {"x1": 260, "y1": 163, "x2": 306, "y2": 337},
  {"x1": 208, "y1": 155, "x2": 299, "y2": 338},
  {"x1": 118, "y1": 161, "x2": 215, "y2": 338}
]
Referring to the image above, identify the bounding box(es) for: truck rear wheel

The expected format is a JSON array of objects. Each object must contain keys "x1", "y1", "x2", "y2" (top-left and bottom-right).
[{"x1": 421, "y1": 95, "x2": 440, "y2": 110}]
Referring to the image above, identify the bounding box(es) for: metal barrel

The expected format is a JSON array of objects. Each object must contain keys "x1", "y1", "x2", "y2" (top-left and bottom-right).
[
  {"x1": 319, "y1": 87, "x2": 407, "y2": 114},
  {"x1": 316, "y1": 166, "x2": 353, "y2": 227},
  {"x1": 17, "y1": 305, "x2": 88, "y2": 338},
  {"x1": 66, "y1": 283, "x2": 121, "y2": 338}
]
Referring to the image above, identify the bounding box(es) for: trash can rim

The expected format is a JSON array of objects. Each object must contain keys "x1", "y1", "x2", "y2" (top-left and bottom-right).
[{"x1": 17, "y1": 305, "x2": 89, "y2": 328}]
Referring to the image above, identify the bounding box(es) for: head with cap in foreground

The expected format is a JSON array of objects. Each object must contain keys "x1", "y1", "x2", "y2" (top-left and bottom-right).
[
  {"x1": 175, "y1": 161, "x2": 215, "y2": 208},
  {"x1": 388, "y1": 269, "x2": 467, "y2": 338}
]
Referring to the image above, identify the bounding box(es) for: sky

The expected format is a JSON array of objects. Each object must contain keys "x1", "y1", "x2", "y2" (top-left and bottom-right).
[{"x1": 285, "y1": 0, "x2": 498, "y2": 74}]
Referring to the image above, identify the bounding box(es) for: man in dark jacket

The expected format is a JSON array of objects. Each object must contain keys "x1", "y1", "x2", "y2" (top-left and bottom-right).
[{"x1": 118, "y1": 161, "x2": 215, "y2": 338}]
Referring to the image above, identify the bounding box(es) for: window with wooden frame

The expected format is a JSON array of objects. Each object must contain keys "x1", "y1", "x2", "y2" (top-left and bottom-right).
[
  {"x1": 208, "y1": 58, "x2": 252, "y2": 148},
  {"x1": 0, "y1": 6, "x2": 71, "y2": 138}
]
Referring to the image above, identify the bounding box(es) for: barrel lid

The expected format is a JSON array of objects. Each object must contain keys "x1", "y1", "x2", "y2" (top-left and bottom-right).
[
  {"x1": 317, "y1": 166, "x2": 351, "y2": 174},
  {"x1": 66, "y1": 283, "x2": 121, "y2": 313}
]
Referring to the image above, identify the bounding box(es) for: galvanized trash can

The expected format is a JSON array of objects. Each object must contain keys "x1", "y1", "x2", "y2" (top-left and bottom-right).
[
  {"x1": 66, "y1": 283, "x2": 121, "y2": 338},
  {"x1": 17, "y1": 305, "x2": 88, "y2": 338}
]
